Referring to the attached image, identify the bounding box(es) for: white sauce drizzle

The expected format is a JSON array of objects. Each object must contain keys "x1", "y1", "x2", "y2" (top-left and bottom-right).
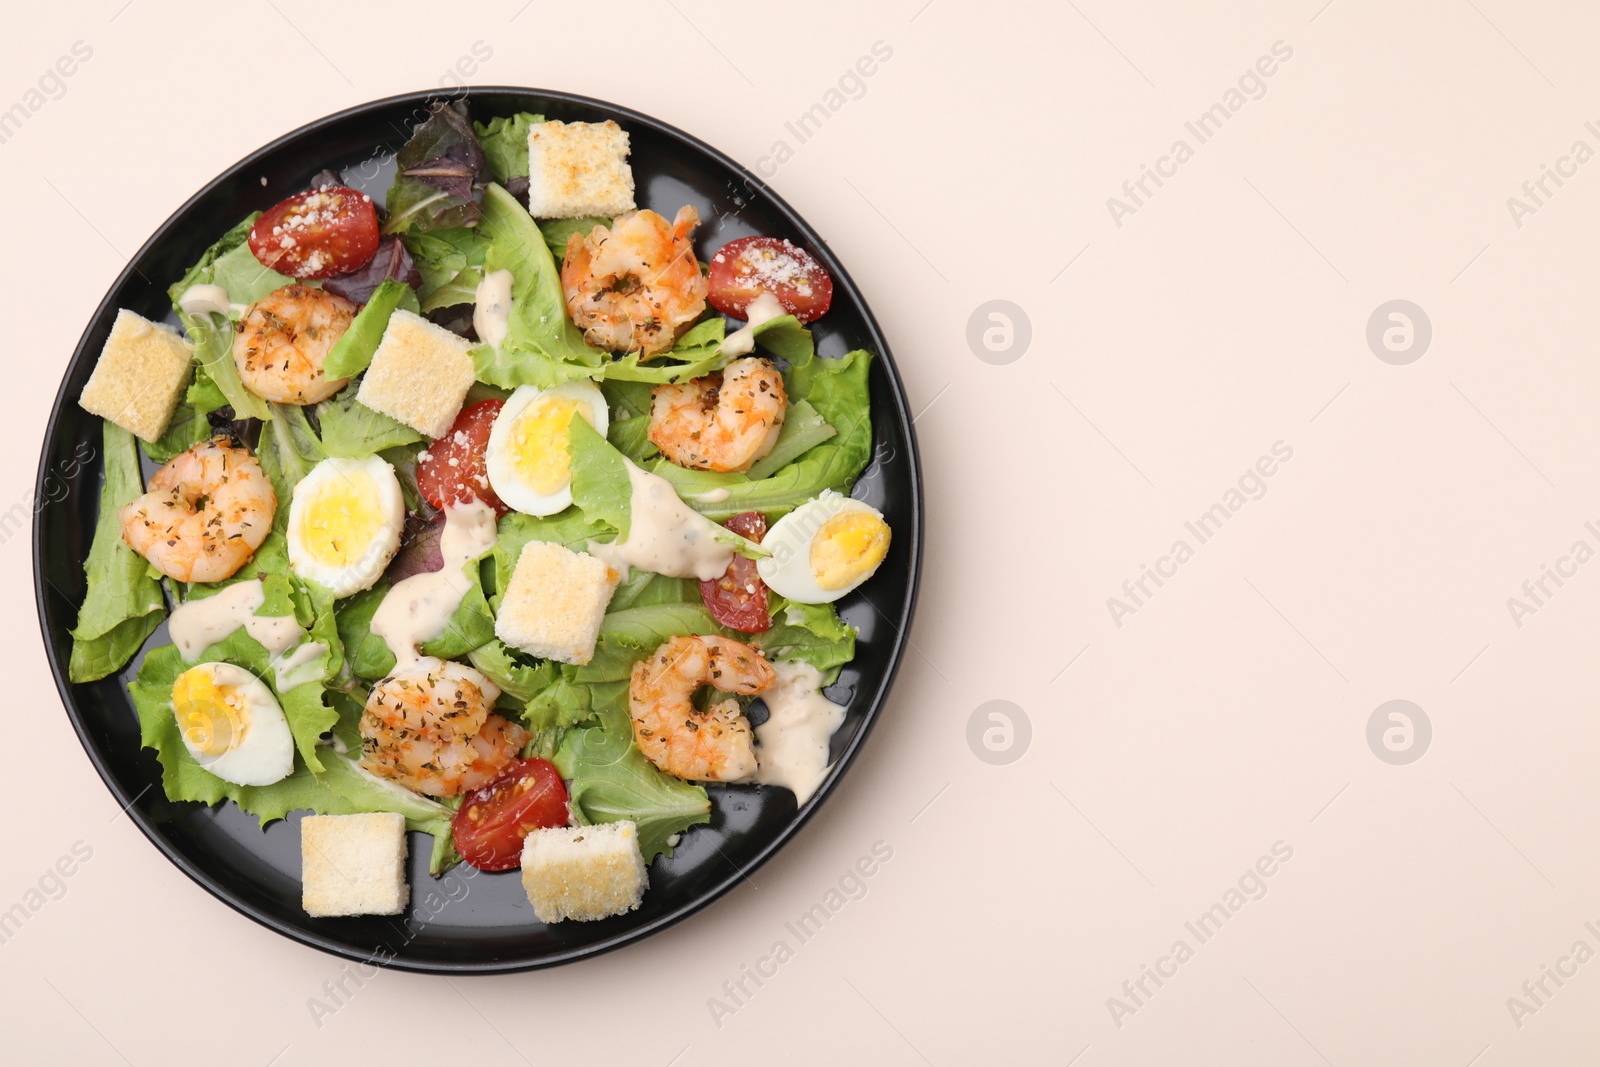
[
  {"x1": 688, "y1": 487, "x2": 732, "y2": 504},
  {"x1": 753, "y1": 660, "x2": 847, "y2": 804},
  {"x1": 370, "y1": 501, "x2": 498, "y2": 669},
  {"x1": 718, "y1": 291, "x2": 786, "y2": 357},
  {"x1": 271, "y1": 641, "x2": 327, "y2": 692},
  {"x1": 472, "y1": 269, "x2": 515, "y2": 349},
  {"x1": 178, "y1": 283, "x2": 243, "y2": 319},
  {"x1": 168, "y1": 579, "x2": 328, "y2": 691},
  {"x1": 168, "y1": 580, "x2": 303, "y2": 661},
  {"x1": 587, "y1": 462, "x2": 734, "y2": 581}
]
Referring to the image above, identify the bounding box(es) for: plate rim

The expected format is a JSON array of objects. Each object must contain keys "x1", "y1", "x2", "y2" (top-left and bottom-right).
[{"x1": 33, "y1": 85, "x2": 923, "y2": 974}]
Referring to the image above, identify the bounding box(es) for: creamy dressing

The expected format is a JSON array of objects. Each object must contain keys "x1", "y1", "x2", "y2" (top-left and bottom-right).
[
  {"x1": 688, "y1": 487, "x2": 732, "y2": 504},
  {"x1": 370, "y1": 501, "x2": 497, "y2": 668},
  {"x1": 587, "y1": 462, "x2": 734, "y2": 581},
  {"x1": 271, "y1": 641, "x2": 327, "y2": 692},
  {"x1": 168, "y1": 580, "x2": 303, "y2": 661},
  {"x1": 178, "y1": 283, "x2": 240, "y2": 319},
  {"x1": 718, "y1": 291, "x2": 786, "y2": 357},
  {"x1": 753, "y1": 660, "x2": 847, "y2": 804},
  {"x1": 472, "y1": 269, "x2": 515, "y2": 348}
]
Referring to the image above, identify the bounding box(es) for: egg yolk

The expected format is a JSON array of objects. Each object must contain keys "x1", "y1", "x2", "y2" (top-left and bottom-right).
[
  {"x1": 298, "y1": 476, "x2": 386, "y2": 567},
  {"x1": 510, "y1": 396, "x2": 593, "y2": 495},
  {"x1": 172, "y1": 667, "x2": 245, "y2": 757},
  {"x1": 810, "y1": 511, "x2": 891, "y2": 590}
]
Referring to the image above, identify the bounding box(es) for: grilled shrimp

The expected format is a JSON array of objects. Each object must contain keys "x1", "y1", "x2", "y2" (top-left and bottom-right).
[
  {"x1": 232, "y1": 283, "x2": 357, "y2": 405},
  {"x1": 629, "y1": 635, "x2": 776, "y2": 782},
  {"x1": 358, "y1": 657, "x2": 528, "y2": 798},
  {"x1": 118, "y1": 436, "x2": 275, "y2": 583},
  {"x1": 561, "y1": 206, "x2": 708, "y2": 357},
  {"x1": 648, "y1": 357, "x2": 788, "y2": 472}
]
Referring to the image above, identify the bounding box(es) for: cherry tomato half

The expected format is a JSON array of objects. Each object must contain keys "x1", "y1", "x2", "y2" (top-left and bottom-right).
[
  {"x1": 247, "y1": 185, "x2": 380, "y2": 279},
  {"x1": 707, "y1": 236, "x2": 833, "y2": 324},
  {"x1": 452, "y1": 758, "x2": 570, "y2": 871},
  {"x1": 701, "y1": 511, "x2": 771, "y2": 633},
  {"x1": 416, "y1": 399, "x2": 508, "y2": 516}
]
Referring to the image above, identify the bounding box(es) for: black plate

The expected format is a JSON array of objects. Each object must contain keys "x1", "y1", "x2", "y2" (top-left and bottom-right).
[{"x1": 33, "y1": 89, "x2": 921, "y2": 973}]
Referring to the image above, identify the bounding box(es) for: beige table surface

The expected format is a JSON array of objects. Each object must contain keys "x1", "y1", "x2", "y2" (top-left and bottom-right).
[{"x1": 6, "y1": 1, "x2": 1600, "y2": 1063}]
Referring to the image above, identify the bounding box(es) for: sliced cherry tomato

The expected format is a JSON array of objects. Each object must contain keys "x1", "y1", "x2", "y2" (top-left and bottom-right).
[
  {"x1": 701, "y1": 511, "x2": 771, "y2": 633},
  {"x1": 247, "y1": 185, "x2": 380, "y2": 279},
  {"x1": 416, "y1": 399, "x2": 508, "y2": 516},
  {"x1": 707, "y1": 236, "x2": 834, "y2": 324},
  {"x1": 453, "y1": 758, "x2": 570, "y2": 871}
]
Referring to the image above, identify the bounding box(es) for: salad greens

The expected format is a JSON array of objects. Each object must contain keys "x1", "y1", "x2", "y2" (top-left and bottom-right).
[
  {"x1": 68, "y1": 422, "x2": 165, "y2": 683},
  {"x1": 322, "y1": 278, "x2": 419, "y2": 380},
  {"x1": 71, "y1": 100, "x2": 884, "y2": 884}
]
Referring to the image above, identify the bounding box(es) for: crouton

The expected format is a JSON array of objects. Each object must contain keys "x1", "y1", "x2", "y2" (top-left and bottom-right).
[
  {"x1": 521, "y1": 821, "x2": 647, "y2": 923},
  {"x1": 77, "y1": 309, "x2": 194, "y2": 442},
  {"x1": 356, "y1": 309, "x2": 475, "y2": 438},
  {"x1": 526, "y1": 120, "x2": 636, "y2": 219},
  {"x1": 301, "y1": 812, "x2": 409, "y2": 917},
  {"x1": 494, "y1": 541, "x2": 618, "y2": 665}
]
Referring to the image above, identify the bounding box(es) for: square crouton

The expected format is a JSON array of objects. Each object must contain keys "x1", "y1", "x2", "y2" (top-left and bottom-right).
[
  {"x1": 77, "y1": 309, "x2": 194, "y2": 442},
  {"x1": 521, "y1": 821, "x2": 647, "y2": 923},
  {"x1": 301, "y1": 812, "x2": 409, "y2": 918},
  {"x1": 356, "y1": 309, "x2": 475, "y2": 438},
  {"x1": 526, "y1": 120, "x2": 636, "y2": 219},
  {"x1": 495, "y1": 541, "x2": 618, "y2": 665}
]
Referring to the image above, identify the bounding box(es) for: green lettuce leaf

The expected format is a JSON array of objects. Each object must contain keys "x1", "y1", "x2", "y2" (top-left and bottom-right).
[
  {"x1": 471, "y1": 183, "x2": 608, "y2": 389},
  {"x1": 467, "y1": 640, "x2": 558, "y2": 704},
  {"x1": 259, "y1": 403, "x2": 327, "y2": 513},
  {"x1": 129, "y1": 645, "x2": 334, "y2": 823},
  {"x1": 406, "y1": 227, "x2": 489, "y2": 312},
  {"x1": 318, "y1": 382, "x2": 422, "y2": 458},
  {"x1": 68, "y1": 422, "x2": 166, "y2": 682},
  {"x1": 745, "y1": 398, "x2": 836, "y2": 480},
  {"x1": 474, "y1": 113, "x2": 543, "y2": 183},
  {"x1": 323, "y1": 278, "x2": 419, "y2": 379},
  {"x1": 567, "y1": 416, "x2": 634, "y2": 538},
  {"x1": 554, "y1": 692, "x2": 710, "y2": 862},
  {"x1": 755, "y1": 598, "x2": 857, "y2": 681}
]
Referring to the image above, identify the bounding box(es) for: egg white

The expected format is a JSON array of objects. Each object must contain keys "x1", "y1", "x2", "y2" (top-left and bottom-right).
[
  {"x1": 287, "y1": 455, "x2": 405, "y2": 597},
  {"x1": 485, "y1": 381, "x2": 608, "y2": 517},
  {"x1": 757, "y1": 491, "x2": 891, "y2": 604},
  {"x1": 172, "y1": 662, "x2": 295, "y2": 786}
]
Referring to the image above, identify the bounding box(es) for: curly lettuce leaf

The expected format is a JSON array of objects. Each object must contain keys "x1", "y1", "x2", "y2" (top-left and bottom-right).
[
  {"x1": 406, "y1": 227, "x2": 490, "y2": 312},
  {"x1": 467, "y1": 639, "x2": 558, "y2": 704},
  {"x1": 474, "y1": 113, "x2": 543, "y2": 184},
  {"x1": 318, "y1": 382, "x2": 422, "y2": 458},
  {"x1": 68, "y1": 422, "x2": 166, "y2": 682},
  {"x1": 323, "y1": 278, "x2": 420, "y2": 379},
  {"x1": 129, "y1": 645, "x2": 335, "y2": 823},
  {"x1": 554, "y1": 692, "x2": 710, "y2": 862},
  {"x1": 755, "y1": 598, "x2": 857, "y2": 681},
  {"x1": 471, "y1": 183, "x2": 608, "y2": 388}
]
